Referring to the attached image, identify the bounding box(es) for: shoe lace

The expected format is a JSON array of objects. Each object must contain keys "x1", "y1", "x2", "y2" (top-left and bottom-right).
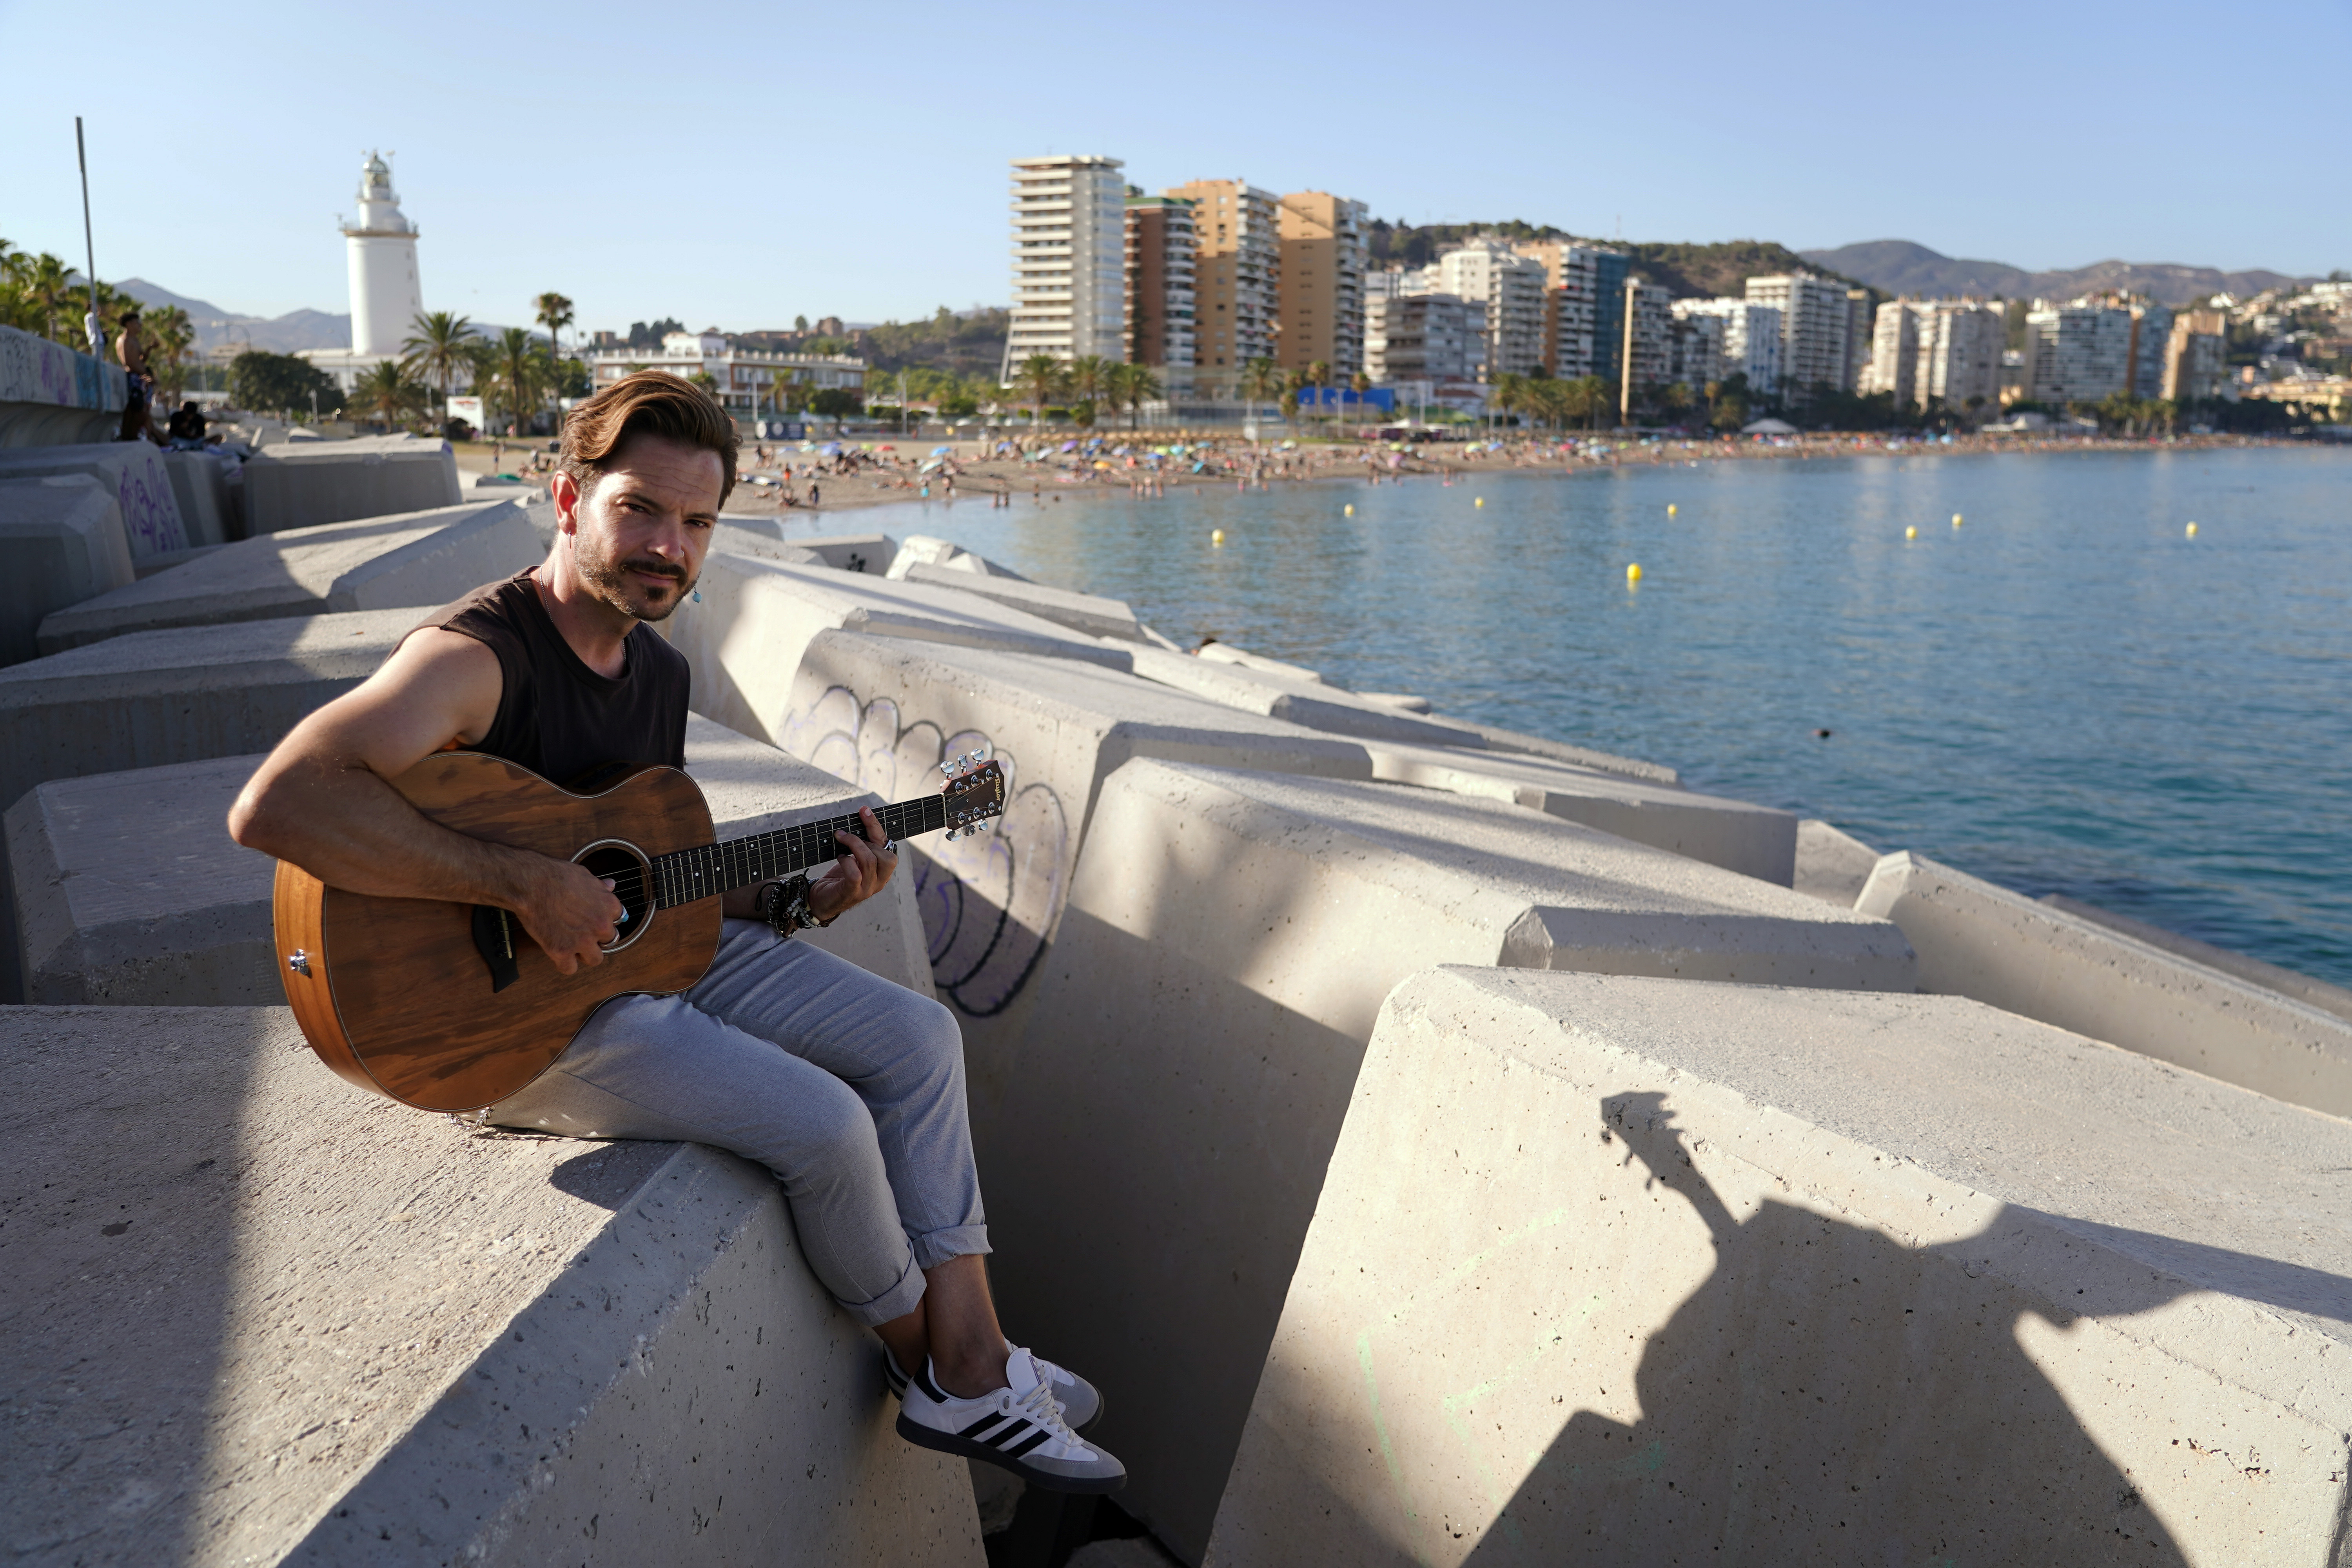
[{"x1": 1013, "y1": 1372, "x2": 1081, "y2": 1446}]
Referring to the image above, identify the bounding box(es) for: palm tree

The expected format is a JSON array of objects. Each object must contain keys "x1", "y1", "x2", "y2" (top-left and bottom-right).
[
  {"x1": 1106, "y1": 361, "x2": 1163, "y2": 429},
  {"x1": 353, "y1": 359, "x2": 428, "y2": 431},
  {"x1": 1065, "y1": 354, "x2": 1112, "y2": 421},
  {"x1": 533, "y1": 292, "x2": 574, "y2": 362},
  {"x1": 1015, "y1": 354, "x2": 1065, "y2": 427},
  {"x1": 22, "y1": 250, "x2": 75, "y2": 344},
  {"x1": 1491, "y1": 372, "x2": 1532, "y2": 432},
  {"x1": 401, "y1": 310, "x2": 477, "y2": 415},
  {"x1": 488, "y1": 327, "x2": 547, "y2": 434},
  {"x1": 143, "y1": 305, "x2": 195, "y2": 402},
  {"x1": 1305, "y1": 359, "x2": 1332, "y2": 432},
  {"x1": 1238, "y1": 357, "x2": 1285, "y2": 434}
]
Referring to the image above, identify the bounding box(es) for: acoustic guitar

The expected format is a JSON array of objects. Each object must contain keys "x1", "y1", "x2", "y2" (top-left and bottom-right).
[{"x1": 273, "y1": 748, "x2": 1006, "y2": 1112}]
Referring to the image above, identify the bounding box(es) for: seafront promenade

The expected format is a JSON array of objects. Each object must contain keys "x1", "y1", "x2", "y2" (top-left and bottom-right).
[{"x1": 4, "y1": 329, "x2": 2349, "y2": 1567}]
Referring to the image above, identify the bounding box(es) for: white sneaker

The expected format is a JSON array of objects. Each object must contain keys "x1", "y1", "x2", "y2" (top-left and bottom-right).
[
  {"x1": 897, "y1": 1347, "x2": 1127, "y2": 1493},
  {"x1": 883, "y1": 1339, "x2": 1104, "y2": 1432}
]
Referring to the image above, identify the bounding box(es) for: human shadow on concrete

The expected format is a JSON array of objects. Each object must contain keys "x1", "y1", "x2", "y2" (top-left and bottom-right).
[{"x1": 1455, "y1": 1092, "x2": 2198, "y2": 1567}]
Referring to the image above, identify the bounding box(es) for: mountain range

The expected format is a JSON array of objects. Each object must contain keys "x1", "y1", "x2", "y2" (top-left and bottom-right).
[
  {"x1": 116, "y1": 279, "x2": 354, "y2": 354},
  {"x1": 1800, "y1": 241, "x2": 2316, "y2": 306}
]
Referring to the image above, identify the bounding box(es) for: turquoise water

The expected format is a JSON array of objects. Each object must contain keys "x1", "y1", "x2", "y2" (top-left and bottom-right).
[{"x1": 827, "y1": 447, "x2": 2352, "y2": 987}]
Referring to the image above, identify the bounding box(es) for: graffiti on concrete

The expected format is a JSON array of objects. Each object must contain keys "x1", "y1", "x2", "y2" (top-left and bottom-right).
[{"x1": 782, "y1": 686, "x2": 1069, "y2": 1017}]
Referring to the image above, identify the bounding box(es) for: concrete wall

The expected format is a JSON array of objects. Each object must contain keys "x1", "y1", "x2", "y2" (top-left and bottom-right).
[
  {"x1": 0, "y1": 323, "x2": 126, "y2": 447},
  {"x1": 1858, "y1": 849, "x2": 2352, "y2": 1117},
  {"x1": 0, "y1": 440, "x2": 189, "y2": 557},
  {"x1": 902, "y1": 561, "x2": 1149, "y2": 642},
  {"x1": 1203, "y1": 967, "x2": 2352, "y2": 1567},
  {"x1": 975, "y1": 758, "x2": 1914, "y2": 1560},
  {"x1": 35, "y1": 499, "x2": 538, "y2": 652},
  {"x1": 715, "y1": 521, "x2": 897, "y2": 575},
  {"x1": 0, "y1": 475, "x2": 134, "y2": 667},
  {"x1": 1, "y1": 1006, "x2": 982, "y2": 1567},
  {"x1": 0, "y1": 606, "x2": 415, "y2": 818},
  {"x1": 2043, "y1": 893, "x2": 2352, "y2": 1029},
  {"x1": 1794, "y1": 817, "x2": 1880, "y2": 905},
  {"x1": 162, "y1": 448, "x2": 236, "y2": 546},
  {"x1": 243, "y1": 435, "x2": 462, "y2": 534},
  {"x1": 6, "y1": 716, "x2": 934, "y2": 1007},
  {"x1": 1127, "y1": 647, "x2": 1494, "y2": 748}
]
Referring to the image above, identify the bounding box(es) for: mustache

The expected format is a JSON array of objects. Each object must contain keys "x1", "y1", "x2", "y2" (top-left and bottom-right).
[{"x1": 619, "y1": 556, "x2": 686, "y2": 584}]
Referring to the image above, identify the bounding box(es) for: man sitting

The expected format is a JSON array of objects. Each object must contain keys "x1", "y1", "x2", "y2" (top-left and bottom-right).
[{"x1": 229, "y1": 371, "x2": 1122, "y2": 1493}]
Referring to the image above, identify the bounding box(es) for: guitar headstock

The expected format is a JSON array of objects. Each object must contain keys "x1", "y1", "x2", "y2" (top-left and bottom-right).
[{"x1": 940, "y1": 749, "x2": 1006, "y2": 840}]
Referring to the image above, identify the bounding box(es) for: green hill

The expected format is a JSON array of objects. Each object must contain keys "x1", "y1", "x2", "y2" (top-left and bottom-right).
[{"x1": 1365, "y1": 221, "x2": 1869, "y2": 300}]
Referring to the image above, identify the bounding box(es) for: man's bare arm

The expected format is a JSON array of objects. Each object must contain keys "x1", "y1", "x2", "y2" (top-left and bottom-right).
[{"x1": 228, "y1": 629, "x2": 623, "y2": 975}]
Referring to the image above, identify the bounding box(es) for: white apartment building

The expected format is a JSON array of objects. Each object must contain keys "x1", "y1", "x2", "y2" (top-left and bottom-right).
[
  {"x1": 2025, "y1": 301, "x2": 2134, "y2": 404},
  {"x1": 1744, "y1": 273, "x2": 1857, "y2": 398},
  {"x1": 1366, "y1": 292, "x2": 1485, "y2": 387},
  {"x1": 2127, "y1": 303, "x2": 2173, "y2": 399},
  {"x1": 1004, "y1": 155, "x2": 1127, "y2": 377},
  {"x1": 588, "y1": 331, "x2": 866, "y2": 413},
  {"x1": 1434, "y1": 238, "x2": 1548, "y2": 380},
  {"x1": 1671, "y1": 299, "x2": 1783, "y2": 394},
  {"x1": 1866, "y1": 300, "x2": 2005, "y2": 410},
  {"x1": 1670, "y1": 311, "x2": 1725, "y2": 388},
  {"x1": 1621, "y1": 279, "x2": 1672, "y2": 405}
]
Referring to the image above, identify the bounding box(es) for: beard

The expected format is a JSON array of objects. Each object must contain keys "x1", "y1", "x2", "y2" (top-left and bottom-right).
[{"x1": 573, "y1": 527, "x2": 697, "y2": 623}]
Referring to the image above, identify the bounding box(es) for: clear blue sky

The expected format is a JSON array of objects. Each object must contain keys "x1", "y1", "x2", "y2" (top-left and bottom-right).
[{"x1": 2, "y1": 0, "x2": 2341, "y2": 332}]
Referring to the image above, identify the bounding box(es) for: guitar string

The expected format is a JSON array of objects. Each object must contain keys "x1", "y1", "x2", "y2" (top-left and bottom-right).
[{"x1": 590, "y1": 793, "x2": 968, "y2": 911}]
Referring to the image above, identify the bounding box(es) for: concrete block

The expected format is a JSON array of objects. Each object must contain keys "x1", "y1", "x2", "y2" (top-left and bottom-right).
[
  {"x1": 243, "y1": 434, "x2": 461, "y2": 534},
  {"x1": 719, "y1": 520, "x2": 897, "y2": 575},
  {"x1": 0, "y1": 439, "x2": 189, "y2": 557},
  {"x1": 776, "y1": 636, "x2": 1382, "y2": 1041},
  {"x1": 162, "y1": 448, "x2": 235, "y2": 546},
  {"x1": 885, "y1": 533, "x2": 1023, "y2": 581},
  {"x1": 1194, "y1": 639, "x2": 1325, "y2": 683},
  {"x1": 1795, "y1": 816, "x2": 1882, "y2": 905},
  {"x1": 1362, "y1": 739, "x2": 1798, "y2": 884},
  {"x1": 1858, "y1": 849, "x2": 2352, "y2": 1116},
  {"x1": 1205, "y1": 966, "x2": 2352, "y2": 1567},
  {"x1": 903, "y1": 561, "x2": 1149, "y2": 642},
  {"x1": 0, "y1": 1006, "x2": 983, "y2": 1567},
  {"x1": 665, "y1": 552, "x2": 1136, "y2": 754},
  {"x1": 1128, "y1": 646, "x2": 1490, "y2": 748},
  {"x1": 34, "y1": 500, "x2": 537, "y2": 653},
  {"x1": 2042, "y1": 893, "x2": 2352, "y2": 1028},
  {"x1": 0, "y1": 476, "x2": 134, "y2": 667},
  {"x1": 4, "y1": 715, "x2": 929, "y2": 1008},
  {"x1": 974, "y1": 759, "x2": 1914, "y2": 1558},
  {"x1": 0, "y1": 607, "x2": 414, "y2": 818},
  {"x1": 712, "y1": 524, "x2": 824, "y2": 568},
  {"x1": 0, "y1": 323, "x2": 125, "y2": 446},
  {"x1": 132, "y1": 541, "x2": 232, "y2": 579},
  {"x1": 1435, "y1": 713, "x2": 1683, "y2": 786}
]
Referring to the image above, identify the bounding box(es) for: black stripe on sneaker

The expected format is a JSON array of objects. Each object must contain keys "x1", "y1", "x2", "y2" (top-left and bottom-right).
[
  {"x1": 1004, "y1": 1427, "x2": 1054, "y2": 1458},
  {"x1": 960, "y1": 1413, "x2": 1013, "y2": 1440},
  {"x1": 988, "y1": 1419, "x2": 1038, "y2": 1451},
  {"x1": 914, "y1": 1360, "x2": 951, "y2": 1402}
]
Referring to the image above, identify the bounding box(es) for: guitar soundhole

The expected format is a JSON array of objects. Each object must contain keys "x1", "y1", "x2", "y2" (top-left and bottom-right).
[{"x1": 575, "y1": 840, "x2": 653, "y2": 951}]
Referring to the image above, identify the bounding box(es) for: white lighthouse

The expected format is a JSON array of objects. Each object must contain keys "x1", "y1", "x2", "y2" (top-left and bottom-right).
[{"x1": 343, "y1": 152, "x2": 423, "y2": 357}]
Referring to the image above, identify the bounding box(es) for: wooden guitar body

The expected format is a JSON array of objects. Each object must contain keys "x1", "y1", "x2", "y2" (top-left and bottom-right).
[{"x1": 274, "y1": 751, "x2": 719, "y2": 1112}]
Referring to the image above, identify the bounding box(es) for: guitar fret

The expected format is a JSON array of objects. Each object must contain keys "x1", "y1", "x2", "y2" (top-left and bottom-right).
[{"x1": 642, "y1": 772, "x2": 995, "y2": 913}]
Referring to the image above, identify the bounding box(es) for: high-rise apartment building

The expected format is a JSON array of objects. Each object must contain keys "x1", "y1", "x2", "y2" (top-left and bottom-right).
[
  {"x1": 1866, "y1": 300, "x2": 2005, "y2": 410},
  {"x1": 1365, "y1": 292, "x2": 1483, "y2": 386},
  {"x1": 1004, "y1": 155, "x2": 1127, "y2": 378},
  {"x1": 1744, "y1": 274, "x2": 1857, "y2": 398},
  {"x1": 1512, "y1": 240, "x2": 1629, "y2": 381},
  {"x1": 1844, "y1": 288, "x2": 1875, "y2": 394},
  {"x1": 2161, "y1": 309, "x2": 2227, "y2": 403},
  {"x1": 1165, "y1": 179, "x2": 1278, "y2": 375},
  {"x1": 1670, "y1": 299, "x2": 1784, "y2": 394},
  {"x1": 1618, "y1": 279, "x2": 1672, "y2": 417},
  {"x1": 1435, "y1": 238, "x2": 1548, "y2": 380},
  {"x1": 1276, "y1": 192, "x2": 1368, "y2": 379},
  {"x1": 2126, "y1": 302, "x2": 2174, "y2": 399},
  {"x1": 1124, "y1": 194, "x2": 1198, "y2": 373},
  {"x1": 1671, "y1": 311, "x2": 1725, "y2": 388},
  {"x1": 2024, "y1": 300, "x2": 2133, "y2": 404}
]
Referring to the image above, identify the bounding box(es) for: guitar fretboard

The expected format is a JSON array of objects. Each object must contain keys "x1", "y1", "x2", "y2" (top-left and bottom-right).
[{"x1": 650, "y1": 795, "x2": 949, "y2": 911}]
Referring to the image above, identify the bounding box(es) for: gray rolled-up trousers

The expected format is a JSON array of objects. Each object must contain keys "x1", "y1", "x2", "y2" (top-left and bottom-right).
[{"x1": 488, "y1": 919, "x2": 986, "y2": 1326}]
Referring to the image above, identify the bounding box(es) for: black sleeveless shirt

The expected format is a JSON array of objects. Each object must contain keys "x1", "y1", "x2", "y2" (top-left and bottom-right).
[{"x1": 419, "y1": 571, "x2": 689, "y2": 785}]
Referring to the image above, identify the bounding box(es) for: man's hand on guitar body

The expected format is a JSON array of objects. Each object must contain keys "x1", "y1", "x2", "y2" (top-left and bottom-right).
[
  {"x1": 501, "y1": 850, "x2": 625, "y2": 976},
  {"x1": 809, "y1": 806, "x2": 898, "y2": 924}
]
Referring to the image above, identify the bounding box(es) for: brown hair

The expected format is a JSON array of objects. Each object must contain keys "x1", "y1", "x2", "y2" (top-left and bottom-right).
[{"x1": 559, "y1": 370, "x2": 737, "y2": 506}]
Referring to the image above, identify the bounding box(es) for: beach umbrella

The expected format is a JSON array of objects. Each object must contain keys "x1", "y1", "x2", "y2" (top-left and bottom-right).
[
  {"x1": 932, "y1": 445, "x2": 952, "y2": 456},
  {"x1": 919, "y1": 459, "x2": 943, "y2": 474},
  {"x1": 1061, "y1": 440, "x2": 1079, "y2": 452}
]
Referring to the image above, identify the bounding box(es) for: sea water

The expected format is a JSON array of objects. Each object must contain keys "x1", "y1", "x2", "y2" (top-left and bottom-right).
[{"x1": 829, "y1": 446, "x2": 2352, "y2": 987}]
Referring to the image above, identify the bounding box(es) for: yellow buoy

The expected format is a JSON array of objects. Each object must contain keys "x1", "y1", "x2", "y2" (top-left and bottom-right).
[
  {"x1": 1952, "y1": 512, "x2": 1963, "y2": 526},
  {"x1": 1211, "y1": 529, "x2": 1225, "y2": 546},
  {"x1": 1474, "y1": 497, "x2": 1484, "y2": 508},
  {"x1": 1906, "y1": 526, "x2": 1918, "y2": 540},
  {"x1": 1626, "y1": 563, "x2": 1643, "y2": 584},
  {"x1": 1667, "y1": 503, "x2": 1677, "y2": 517},
  {"x1": 1344, "y1": 504, "x2": 1354, "y2": 516},
  {"x1": 2186, "y1": 521, "x2": 2198, "y2": 537}
]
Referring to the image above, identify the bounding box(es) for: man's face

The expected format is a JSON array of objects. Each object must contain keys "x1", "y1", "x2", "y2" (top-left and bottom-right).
[{"x1": 558, "y1": 432, "x2": 722, "y2": 622}]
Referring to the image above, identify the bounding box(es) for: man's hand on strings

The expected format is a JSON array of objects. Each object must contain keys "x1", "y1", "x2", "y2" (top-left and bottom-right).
[{"x1": 809, "y1": 806, "x2": 898, "y2": 922}]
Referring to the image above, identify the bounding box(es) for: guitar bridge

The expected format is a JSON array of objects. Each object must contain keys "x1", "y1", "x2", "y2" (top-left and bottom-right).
[{"x1": 470, "y1": 905, "x2": 521, "y2": 992}]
